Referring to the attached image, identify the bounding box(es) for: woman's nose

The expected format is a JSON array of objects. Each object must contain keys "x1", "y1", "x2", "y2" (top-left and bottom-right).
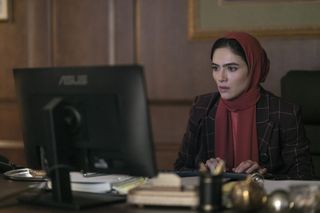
[{"x1": 218, "y1": 70, "x2": 227, "y2": 82}]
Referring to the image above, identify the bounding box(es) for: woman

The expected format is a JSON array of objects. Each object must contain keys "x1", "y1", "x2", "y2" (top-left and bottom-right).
[{"x1": 174, "y1": 32, "x2": 314, "y2": 179}]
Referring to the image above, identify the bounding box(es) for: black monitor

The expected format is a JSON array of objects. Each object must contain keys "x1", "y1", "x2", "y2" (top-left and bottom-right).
[{"x1": 13, "y1": 65, "x2": 158, "y2": 209}]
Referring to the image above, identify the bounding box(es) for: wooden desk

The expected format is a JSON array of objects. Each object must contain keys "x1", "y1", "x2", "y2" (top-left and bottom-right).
[
  {"x1": 4, "y1": 175, "x2": 319, "y2": 213},
  {"x1": 0, "y1": 177, "x2": 206, "y2": 213}
]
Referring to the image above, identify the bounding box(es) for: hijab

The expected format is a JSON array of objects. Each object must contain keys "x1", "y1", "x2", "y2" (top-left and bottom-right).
[{"x1": 214, "y1": 32, "x2": 270, "y2": 170}]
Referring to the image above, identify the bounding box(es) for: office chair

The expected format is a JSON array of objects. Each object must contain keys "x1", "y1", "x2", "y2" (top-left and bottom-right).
[{"x1": 281, "y1": 70, "x2": 320, "y2": 178}]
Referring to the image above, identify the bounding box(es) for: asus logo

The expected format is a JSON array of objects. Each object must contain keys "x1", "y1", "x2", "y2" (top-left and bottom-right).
[{"x1": 58, "y1": 75, "x2": 88, "y2": 86}]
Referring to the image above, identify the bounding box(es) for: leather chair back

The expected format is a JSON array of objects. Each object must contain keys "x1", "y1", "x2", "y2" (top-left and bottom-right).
[{"x1": 281, "y1": 70, "x2": 320, "y2": 177}]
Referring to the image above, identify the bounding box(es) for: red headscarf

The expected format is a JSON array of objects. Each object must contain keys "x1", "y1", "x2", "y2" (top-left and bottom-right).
[{"x1": 214, "y1": 32, "x2": 270, "y2": 170}]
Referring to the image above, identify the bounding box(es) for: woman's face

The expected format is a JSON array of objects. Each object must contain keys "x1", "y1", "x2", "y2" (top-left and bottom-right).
[{"x1": 211, "y1": 47, "x2": 250, "y2": 100}]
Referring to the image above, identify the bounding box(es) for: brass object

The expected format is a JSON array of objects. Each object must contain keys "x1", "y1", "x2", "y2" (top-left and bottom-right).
[
  {"x1": 198, "y1": 160, "x2": 226, "y2": 211},
  {"x1": 267, "y1": 190, "x2": 292, "y2": 213},
  {"x1": 249, "y1": 173, "x2": 264, "y2": 186},
  {"x1": 229, "y1": 175, "x2": 267, "y2": 211},
  {"x1": 199, "y1": 173, "x2": 222, "y2": 211}
]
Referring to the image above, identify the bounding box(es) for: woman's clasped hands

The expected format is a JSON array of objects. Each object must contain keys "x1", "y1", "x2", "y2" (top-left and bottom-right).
[{"x1": 203, "y1": 158, "x2": 267, "y2": 175}]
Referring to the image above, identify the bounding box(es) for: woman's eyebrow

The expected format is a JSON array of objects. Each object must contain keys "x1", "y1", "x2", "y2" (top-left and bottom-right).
[
  {"x1": 211, "y1": 62, "x2": 240, "y2": 67},
  {"x1": 222, "y1": 62, "x2": 239, "y2": 67}
]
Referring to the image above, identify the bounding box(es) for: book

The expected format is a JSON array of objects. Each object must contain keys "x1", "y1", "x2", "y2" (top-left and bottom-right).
[
  {"x1": 127, "y1": 186, "x2": 198, "y2": 207},
  {"x1": 47, "y1": 172, "x2": 146, "y2": 194},
  {"x1": 127, "y1": 173, "x2": 198, "y2": 207}
]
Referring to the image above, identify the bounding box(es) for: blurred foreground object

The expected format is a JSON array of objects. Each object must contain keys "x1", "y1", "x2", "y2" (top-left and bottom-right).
[
  {"x1": 267, "y1": 190, "x2": 292, "y2": 213},
  {"x1": 229, "y1": 174, "x2": 267, "y2": 211},
  {"x1": 127, "y1": 173, "x2": 197, "y2": 208},
  {"x1": 290, "y1": 184, "x2": 320, "y2": 213}
]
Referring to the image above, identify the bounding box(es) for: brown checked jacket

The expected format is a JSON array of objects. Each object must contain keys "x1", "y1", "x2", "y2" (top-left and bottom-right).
[{"x1": 174, "y1": 88, "x2": 314, "y2": 180}]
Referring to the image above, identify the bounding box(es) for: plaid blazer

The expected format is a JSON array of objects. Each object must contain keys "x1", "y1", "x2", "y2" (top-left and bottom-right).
[{"x1": 175, "y1": 88, "x2": 314, "y2": 179}]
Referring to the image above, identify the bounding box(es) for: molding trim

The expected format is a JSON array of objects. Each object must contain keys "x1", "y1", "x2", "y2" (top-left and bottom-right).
[
  {"x1": 188, "y1": 0, "x2": 320, "y2": 40},
  {"x1": 0, "y1": 140, "x2": 23, "y2": 149},
  {"x1": 133, "y1": 0, "x2": 141, "y2": 64}
]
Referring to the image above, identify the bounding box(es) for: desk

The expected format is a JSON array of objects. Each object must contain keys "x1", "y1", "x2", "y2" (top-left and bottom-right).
[
  {"x1": 1, "y1": 176, "x2": 319, "y2": 213},
  {"x1": 0, "y1": 177, "x2": 205, "y2": 213}
]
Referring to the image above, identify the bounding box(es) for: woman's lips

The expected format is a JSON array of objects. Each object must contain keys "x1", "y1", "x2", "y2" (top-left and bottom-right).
[{"x1": 219, "y1": 86, "x2": 229, "y2": 93}]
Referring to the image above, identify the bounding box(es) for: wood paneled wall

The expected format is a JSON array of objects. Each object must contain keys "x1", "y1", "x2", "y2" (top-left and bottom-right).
[{"x1": 1, "y1": 0, "x2": 320, "y2": 170}]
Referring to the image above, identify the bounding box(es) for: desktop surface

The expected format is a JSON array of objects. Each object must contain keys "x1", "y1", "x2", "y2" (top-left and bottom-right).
[
  {"x1": 0, "y1": 176, "x2": 242, "y2": 213},
  {"x1": 0, "y1": 176, "x2": 198, "y2": 213},
  {"x1": 1, "y1": 175, "x2": 319, "y2": 213}
]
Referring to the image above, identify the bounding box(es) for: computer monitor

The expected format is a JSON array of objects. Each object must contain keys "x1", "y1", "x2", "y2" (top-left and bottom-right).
[{"x1": 13, "y1": 65, "x2": 158, "y2": 209}]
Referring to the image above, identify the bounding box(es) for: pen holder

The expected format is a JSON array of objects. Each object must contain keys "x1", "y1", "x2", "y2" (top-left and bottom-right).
[{"x1": 199, "y1": 173, "x2": 222, "y2": 211}]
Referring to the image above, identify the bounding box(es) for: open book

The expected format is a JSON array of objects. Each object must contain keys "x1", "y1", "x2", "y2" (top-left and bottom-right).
[{"x1": 48, "y1": 172, "x2": 146, "y2": 194}]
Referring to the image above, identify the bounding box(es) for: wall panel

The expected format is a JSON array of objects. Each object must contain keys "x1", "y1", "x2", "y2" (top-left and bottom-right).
[
  {"x1": 139, "y1": 0, "x2": 215, "y2": 101},
  {"x1": 52, "y1": 0, "x2": 135, "y2": 66},
  {"x1": 52, "y1": 0, "x2": 111, "y2": 66},
  {"x1": 149, "y1": 104, "x2": 190, "y2": 169},
  {"x1": 0, "y1": 0, "x2": 51, "y2": 166}
]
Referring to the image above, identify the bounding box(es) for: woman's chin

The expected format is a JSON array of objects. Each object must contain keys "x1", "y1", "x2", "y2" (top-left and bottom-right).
[{"x1": 220, "y1": 94, "x2": 233, "y2": 100}]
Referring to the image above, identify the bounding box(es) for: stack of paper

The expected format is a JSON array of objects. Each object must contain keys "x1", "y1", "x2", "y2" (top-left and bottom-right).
[{"x1": 47, "y1": 172, "x2": 146, "y2": 194}]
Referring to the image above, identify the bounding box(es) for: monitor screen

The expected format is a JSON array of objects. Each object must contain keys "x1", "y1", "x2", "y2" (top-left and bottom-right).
[{"x1": 13, "y1": 65, "x2": 158, "y2": 208}]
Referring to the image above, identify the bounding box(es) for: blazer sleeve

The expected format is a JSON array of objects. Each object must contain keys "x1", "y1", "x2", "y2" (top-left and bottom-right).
[
  {"x1": 174, "y1": 96, "x2": 201, "y2": 170},
  {"x1": 174, "y1": 95, "x2": 211, "y2": 170}
]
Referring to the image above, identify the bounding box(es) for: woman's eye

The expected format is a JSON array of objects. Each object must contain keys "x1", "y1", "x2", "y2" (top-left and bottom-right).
[
  {"x1": 227, "y1": 66, "x2": 238, "y2": 72},
  {"x1": 211, "y1": 65, "x2": 219, "y2": 71}
]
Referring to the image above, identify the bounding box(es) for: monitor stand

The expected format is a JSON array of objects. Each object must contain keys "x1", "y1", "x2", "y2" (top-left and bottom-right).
[{"x1": 17, "y1": 98, "x2": 126, "y2": 209}]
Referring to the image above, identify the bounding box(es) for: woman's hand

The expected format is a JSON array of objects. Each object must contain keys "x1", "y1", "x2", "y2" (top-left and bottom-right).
[
  {"x1": 233, "y1": 160, "x2": 267, "y2": 174},
  {"x1": 205, "y1": 157, "x2": 226, "y2": 173}
]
